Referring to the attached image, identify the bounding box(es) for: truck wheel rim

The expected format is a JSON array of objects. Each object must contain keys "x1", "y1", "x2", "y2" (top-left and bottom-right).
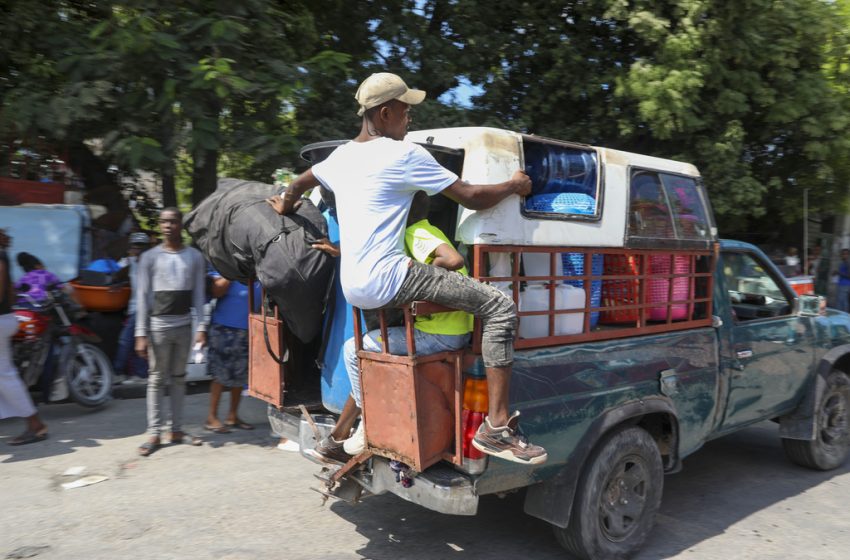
[
  {"x1": 819, "y1": 391, "x2": 848, "y2": 447},
  {"x1": 599, "y1": 454, "x2": 649, "y2": 542}
]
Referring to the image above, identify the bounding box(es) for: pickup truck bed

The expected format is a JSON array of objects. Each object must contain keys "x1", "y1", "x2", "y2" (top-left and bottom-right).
[{"x1": 277, "y1": 240, "x2": 850, "y2": 560}]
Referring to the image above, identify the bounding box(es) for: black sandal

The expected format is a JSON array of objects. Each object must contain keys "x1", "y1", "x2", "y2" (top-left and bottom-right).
[
  {"x1": 8, "y1": 430, "x2": 48, "y2": 446},
  {"x1": 170, "y1": 433, "x2": 202, "y2": 446},
  {"x1": 138, "y1": 440, "x2": 161, "y2": 456}
]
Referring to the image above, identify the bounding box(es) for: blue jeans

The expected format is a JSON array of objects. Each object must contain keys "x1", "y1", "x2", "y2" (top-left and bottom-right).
[
  {"x1": 114, "y1": 313, "x2": 148, "y2": 378},
  {"x1": 345, "y1": 328, "x2": 470, "y2": 408},
  {"x1": 838, "y1": 285, "x2": 850, "y2": 312}
]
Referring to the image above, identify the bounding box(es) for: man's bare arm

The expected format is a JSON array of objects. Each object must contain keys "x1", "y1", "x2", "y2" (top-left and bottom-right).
[
  {"x1": 267, "y1": 169, "x2": 321, "y2": 215},
  {"x1": 210, "y1": 276, "x2": 231, "y2": 299},
  {"x1": 441, "y1": 170, "x2": 532, "y2": 211},
  {"x1": 431, "y1": 243, "x2": 465, "y2": 271}
]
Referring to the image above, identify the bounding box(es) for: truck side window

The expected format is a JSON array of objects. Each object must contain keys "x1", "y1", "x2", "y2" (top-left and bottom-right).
[
  {"x1": 523, "y1": 142, "x2": 600, "y2": 218},
  {"x1": 629, "y1": 172, "x2": 673, "y2": 238},
  {"x1": 628, "y1": 170, "x2": 712, "y2": 242},
  {"x1": 660, "y1": 174, "x2": 711, "y2": 241},
  {"x1": 722, "y1": 252, "x2": 792, "y2": 321}
]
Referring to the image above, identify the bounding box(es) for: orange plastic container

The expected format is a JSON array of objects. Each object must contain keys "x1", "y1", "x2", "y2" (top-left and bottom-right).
[
  {"x1": 69, "y1": 281, "x2": 131, "y2": 312},
  {"x1": 787, "y1": 276, "x2": 814, "y2": 297}
]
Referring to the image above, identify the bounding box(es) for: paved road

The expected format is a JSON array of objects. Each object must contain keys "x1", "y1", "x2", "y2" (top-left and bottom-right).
[{"x1": 1, "y1": 390, "x2": 848, "y2": 560}]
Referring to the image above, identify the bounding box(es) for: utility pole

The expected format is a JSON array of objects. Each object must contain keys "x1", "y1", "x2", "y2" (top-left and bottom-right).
[{"x1": 804, "y1": 187, "x2": 809, "y2": 276}]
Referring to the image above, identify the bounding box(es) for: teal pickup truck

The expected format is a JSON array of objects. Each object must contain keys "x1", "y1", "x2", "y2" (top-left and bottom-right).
[{"x1": 265, "y1": 128, "x2": 850, "y2": 560}]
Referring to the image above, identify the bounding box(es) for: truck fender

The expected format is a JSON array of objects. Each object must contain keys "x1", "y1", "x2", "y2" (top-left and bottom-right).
[
  {"x1": 523, "y1": 396, "x2": 679, "y2": 529},
  {"x1": 779, "y1": 343, "x2": 850, "y2": 441}
]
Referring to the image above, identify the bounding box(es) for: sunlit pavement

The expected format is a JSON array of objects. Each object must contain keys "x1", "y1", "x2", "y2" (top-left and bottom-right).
[{"x1": 1, "y1": 392, "x2": 848, "y2": 560}]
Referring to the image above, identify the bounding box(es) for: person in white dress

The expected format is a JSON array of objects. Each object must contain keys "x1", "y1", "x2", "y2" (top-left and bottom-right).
[{"x1": 0, "y1": 228, "x2": 48, "y2": 445}]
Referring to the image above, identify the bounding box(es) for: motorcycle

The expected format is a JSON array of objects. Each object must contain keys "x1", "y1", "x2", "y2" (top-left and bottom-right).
[{"x1": 12, "y1": 285, "x2": 113, "y2": 407}]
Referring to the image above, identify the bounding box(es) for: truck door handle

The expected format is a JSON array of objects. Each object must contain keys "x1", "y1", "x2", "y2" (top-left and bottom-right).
[{"x1": 736, "y1": 349, "x2": 753, "y2": 360}]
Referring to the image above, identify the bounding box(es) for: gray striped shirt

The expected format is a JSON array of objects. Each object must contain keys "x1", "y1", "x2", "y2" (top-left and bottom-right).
[{"x1": 134, "y1": 245, "x2": 207, "y2": 336}]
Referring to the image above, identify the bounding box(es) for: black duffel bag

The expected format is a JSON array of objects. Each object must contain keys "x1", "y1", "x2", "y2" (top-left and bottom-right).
[{"x1": 185, "y1": 178, "x2": 333, "y2": 343}]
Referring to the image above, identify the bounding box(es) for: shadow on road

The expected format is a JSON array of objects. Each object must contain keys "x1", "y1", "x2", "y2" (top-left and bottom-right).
[
  {"x1": 0, "y1": 383, "x2": 274, "y2": 463},
  {"x1": 0, "y1": 400, "x2": 142, "y2": 464},
  {"x1": 636, "y1": 422, "x2": 849, "y2": 558},
  {"x1": 327, "y1": 422, "x2": 847, "y2": 559}
]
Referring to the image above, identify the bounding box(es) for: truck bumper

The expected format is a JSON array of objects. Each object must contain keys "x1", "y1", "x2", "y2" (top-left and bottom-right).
[
  {"x1": 285, "y1": 407, "x2": 479, "y2": 516},
  {"x1": 354, "y1": 457, "x2": 479, "y2": 516}
]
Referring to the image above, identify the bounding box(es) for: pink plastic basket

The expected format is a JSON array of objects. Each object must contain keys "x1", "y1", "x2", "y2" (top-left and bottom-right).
[{"x1": 648, "y1": 255, "x2": 691, "y2": 321}]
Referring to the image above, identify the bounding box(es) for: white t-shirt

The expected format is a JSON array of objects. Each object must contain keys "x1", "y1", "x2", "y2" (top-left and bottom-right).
[{"x1": 311, "y1": 138, "x2": 458, "y2": 308}]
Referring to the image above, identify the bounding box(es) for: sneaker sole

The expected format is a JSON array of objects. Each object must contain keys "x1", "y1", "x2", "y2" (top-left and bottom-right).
[
  {"x1": 472, "y1": 439, "x2": 548, "y2": 465},
  {"x1": 305, "y1": 448, "x2": 349, "y2": 465},
  {"x1": 342, "y1": 442, "x2": 365, "y2": 456}
]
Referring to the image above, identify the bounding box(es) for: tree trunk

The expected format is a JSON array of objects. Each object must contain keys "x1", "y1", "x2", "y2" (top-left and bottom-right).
[
  {"x1": 67, "y1": 141, "x2": 127, "y2": 213},
  {"x1": 191, "y1": 148, "x2": 218, "y2": 208},
  {"x1": 161, "y1": 169, "x2": 177, "y2": 208},
  {"x1": 158, "y1": 108, "x2": 178, "y2": 208}
]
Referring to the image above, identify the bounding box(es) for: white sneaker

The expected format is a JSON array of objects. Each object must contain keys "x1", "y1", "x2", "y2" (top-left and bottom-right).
[{"x1": 342, "y1": 421, "x2": 366, "y2": 455}]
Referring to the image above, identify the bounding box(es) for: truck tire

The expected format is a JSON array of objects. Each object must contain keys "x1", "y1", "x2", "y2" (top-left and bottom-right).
[
  {"x1": 782, "y1": 370, "x2": 850, "y2": 471},
  {"x1": 554, "y1": 426, "x2": 663, "y2": 560}
]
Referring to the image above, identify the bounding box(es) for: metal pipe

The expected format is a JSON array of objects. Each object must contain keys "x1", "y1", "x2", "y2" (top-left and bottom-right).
[{"x1": 804, "y1": 188, "x2": 809, "y2": 275}]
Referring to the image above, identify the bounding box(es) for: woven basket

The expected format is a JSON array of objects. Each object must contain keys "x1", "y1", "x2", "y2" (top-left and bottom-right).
[
  {"x1": 600, "y1": 255, "x2": 640, "y2": 324},
  {"x1": 600, "y1": 254, "x2": 693, "y2": 324},
  {"x1": 647, "y1": 255, "x2": 691, "y2": 321}
]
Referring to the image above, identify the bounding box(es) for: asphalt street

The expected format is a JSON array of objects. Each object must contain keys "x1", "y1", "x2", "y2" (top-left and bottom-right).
[{"x1": 1, "y1": 387, "x2": 848, "y2": 560}]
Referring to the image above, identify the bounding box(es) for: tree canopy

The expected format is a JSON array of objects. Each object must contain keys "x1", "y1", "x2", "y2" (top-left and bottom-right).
[{"x1": 2, "y1": 0, "x2": 850, "y2": 236}]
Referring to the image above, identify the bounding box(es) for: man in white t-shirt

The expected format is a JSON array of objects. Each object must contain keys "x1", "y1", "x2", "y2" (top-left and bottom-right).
[{"x1": 267, "y1": 72, "x2": 546, "y2": 465}]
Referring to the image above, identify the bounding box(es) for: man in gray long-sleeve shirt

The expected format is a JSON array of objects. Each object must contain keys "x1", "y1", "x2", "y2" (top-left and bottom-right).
[{"x1": 135, "y1": 207, "x2": 207, "y2": 456}]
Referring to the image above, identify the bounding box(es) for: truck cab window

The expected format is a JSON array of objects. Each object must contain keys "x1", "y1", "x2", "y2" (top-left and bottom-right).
[{"x1": 723, "y1": 252, "x2": 792, "y2": 321}]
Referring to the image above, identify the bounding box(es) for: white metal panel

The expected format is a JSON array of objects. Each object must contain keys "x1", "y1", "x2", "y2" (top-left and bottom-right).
[
  {"x1": 406, "y1": 127, "x2": 702, "y2": 248},
  {"x1": 600, "y1": 147, "x2": 700, "y2": 178}
]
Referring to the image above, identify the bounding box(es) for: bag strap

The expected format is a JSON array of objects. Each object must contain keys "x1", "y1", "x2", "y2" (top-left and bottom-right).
[
  {"x1": 314, "y1": 266, "x2": 336, "y2": 370},
  {"x1": 261, "y1": 295, "x2": 288, "y2": 366}
]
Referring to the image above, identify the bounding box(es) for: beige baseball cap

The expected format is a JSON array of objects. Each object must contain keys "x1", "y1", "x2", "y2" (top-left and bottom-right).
[{"x1": 355, "y1": 72, "x2": 426, "y2": 116}]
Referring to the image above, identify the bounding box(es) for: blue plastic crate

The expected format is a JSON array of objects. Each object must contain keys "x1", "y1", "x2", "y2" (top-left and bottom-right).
[
  {"x1": 562, "y1": 252, "x2": 602, "y2": 328},
  {"x1": 525, "y1": 192, "x2": 596, "y2": 215}
]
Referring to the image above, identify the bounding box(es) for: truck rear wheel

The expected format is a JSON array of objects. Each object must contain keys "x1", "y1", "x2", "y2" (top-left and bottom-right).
[
  {"x1": 782, "y1": 371, "x2": 850, "y2": 471},
  {"x1": 554, "y1": 426, "x2": 663, "y2": 560}
]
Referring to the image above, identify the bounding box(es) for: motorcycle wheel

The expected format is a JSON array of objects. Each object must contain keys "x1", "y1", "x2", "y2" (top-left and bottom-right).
[{"x1": 62, "y1": 342, "x2": 114, "y2": 408}]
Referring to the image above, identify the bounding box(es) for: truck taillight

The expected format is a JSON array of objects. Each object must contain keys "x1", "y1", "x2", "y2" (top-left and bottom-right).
[{"x1": 458, "y1": 377, "x2": 489, "y2": 475}]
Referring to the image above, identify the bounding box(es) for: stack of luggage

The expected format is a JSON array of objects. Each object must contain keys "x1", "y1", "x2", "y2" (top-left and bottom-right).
[{"x1": 185, "y1": 178, "x2": 334, "y2": 343}]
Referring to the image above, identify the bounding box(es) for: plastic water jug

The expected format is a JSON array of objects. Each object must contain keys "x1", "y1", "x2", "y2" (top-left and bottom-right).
[
  {"x1": 522, "y1": 252, "x2": 563, "y2": 286},
  {"x1": 519, "y1": 284, "x2": 585, "y2": 338},
  {"x1": 556, "y1": 284, "x2": 586, "y2": 334},
  {"x1": 489, "y1": 252, "x2": 512, "y2": 293},
  {"x1": 523, "y1": 143, "x2": 598, "y2": 197}
]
